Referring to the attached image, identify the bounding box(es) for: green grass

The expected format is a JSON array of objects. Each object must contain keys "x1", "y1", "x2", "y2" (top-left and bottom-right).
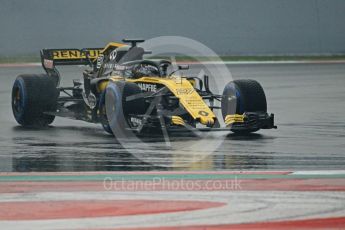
[{"x1": 1, "y1": 55, "x2": 345, "y2": 64}]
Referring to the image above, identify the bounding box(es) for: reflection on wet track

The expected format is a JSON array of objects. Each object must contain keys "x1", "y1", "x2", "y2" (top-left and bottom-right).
[{"x1": 1, "y1": 63, "x2": 345, "y2": 172}]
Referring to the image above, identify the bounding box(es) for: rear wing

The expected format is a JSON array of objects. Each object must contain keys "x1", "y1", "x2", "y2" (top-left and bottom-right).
[
  {"x1": 40, "y1": 42, "x2": 125, "y2": 72},
  {"x1": 40, "y1": 48, "x2": 103, "y2": 67},
  {"x1": 39, "y1": 43, "x2": 125, "y2": 86}
]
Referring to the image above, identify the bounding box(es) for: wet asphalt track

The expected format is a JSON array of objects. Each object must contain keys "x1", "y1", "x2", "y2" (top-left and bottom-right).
[{"x1": 0, "y1": 63, "x2": 344, "y2": 172}]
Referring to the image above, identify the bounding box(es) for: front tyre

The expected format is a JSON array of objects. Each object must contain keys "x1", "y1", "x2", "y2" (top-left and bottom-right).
[
  {"x1": 99, "y1": 81, "x2": 145, "y2": 135},
  {"x1": 99, "y1": 90, "x2": 113, "y2": 135},
  {"x1": 221, "y1": 79, "x2": 268, "y2": 134},
  {"x1": 12, "y1": 74, "x2": 58, "y2": 127}
]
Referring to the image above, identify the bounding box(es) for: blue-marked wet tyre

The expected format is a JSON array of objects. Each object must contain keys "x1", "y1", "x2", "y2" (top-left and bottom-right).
[
  {"x1": 99, "y1": 81, "x2": 145, "y2": 135},
  {"x1": 221, "y1": 79, "x2": 267, "y2": 134},
  {"x1": 11, "y1": 74, "x2": 59, "y2": 127}
]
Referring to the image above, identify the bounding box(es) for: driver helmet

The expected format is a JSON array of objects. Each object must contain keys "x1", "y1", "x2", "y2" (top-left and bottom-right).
[{"x1": 132, "y1": 64, "x2": 160, "y2": 78}]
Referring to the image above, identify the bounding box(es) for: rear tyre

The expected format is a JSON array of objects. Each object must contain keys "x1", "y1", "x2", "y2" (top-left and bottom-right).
[
  {"x1": 221, "y1": 79, "x2": 267, "y2": 134},
  {"x1": 12, "y1": 74, "x2": 58, "y2": 127}
]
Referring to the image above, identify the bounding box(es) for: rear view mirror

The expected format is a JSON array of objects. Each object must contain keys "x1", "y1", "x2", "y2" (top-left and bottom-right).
[
  {"x1": 178, "y1": 65, "x2": 189, "y2": 70},
  {"x1": 169, "y1": 64, "x2": 190, "y2": 76}
]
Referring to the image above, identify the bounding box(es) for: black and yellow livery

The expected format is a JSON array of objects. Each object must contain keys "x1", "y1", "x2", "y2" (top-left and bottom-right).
[{"x1": 12, "y1": 39, "x2": 276, "y2": 135}]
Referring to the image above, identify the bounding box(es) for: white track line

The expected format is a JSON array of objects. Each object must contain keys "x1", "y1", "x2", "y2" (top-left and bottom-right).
[{"x1": 291, "y1": 170, "x2": 345, "y2": 175}]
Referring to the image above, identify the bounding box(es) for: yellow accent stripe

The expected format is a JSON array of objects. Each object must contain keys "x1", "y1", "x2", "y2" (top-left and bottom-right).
[
  {"x1": 101, "y1": 42, "x2": 127, "y2": 53},
  {"x1": 171, "y1": 116, "x2": 185, "y2": 126},
  {"x1": 225, "y1": 114, "x2": 245, "y2": 126}
]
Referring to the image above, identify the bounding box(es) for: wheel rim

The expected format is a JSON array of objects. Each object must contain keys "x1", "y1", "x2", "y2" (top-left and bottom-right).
[{"x1": 12, "y1": 86, "x2": 23, "y2": 115}]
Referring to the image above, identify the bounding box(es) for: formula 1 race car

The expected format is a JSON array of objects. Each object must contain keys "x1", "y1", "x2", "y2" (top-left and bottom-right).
[{"x1": 11, "y1": 39, "x2": 276, "y2": 135}]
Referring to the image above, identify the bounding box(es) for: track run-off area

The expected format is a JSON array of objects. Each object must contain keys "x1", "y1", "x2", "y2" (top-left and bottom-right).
[{"x1": 1, "y1": 170, "x2": 345, "y2": 229}]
